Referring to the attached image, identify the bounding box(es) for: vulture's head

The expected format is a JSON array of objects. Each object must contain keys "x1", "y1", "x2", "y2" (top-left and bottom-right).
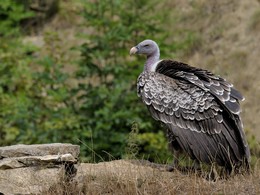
[{"x1": 130, "y1": 39, "x2": 159, "y2": 57}]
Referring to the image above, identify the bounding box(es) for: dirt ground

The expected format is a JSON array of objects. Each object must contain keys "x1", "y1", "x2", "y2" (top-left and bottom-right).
[{"x1": 46, "y1": 160, "x2": 260, "y2": 194}]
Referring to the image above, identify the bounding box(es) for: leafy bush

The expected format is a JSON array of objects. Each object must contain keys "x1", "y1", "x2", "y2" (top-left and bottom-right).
[
  {"x1": 0, "y1": 36, "x2": 79, "y2": 146},
  {"x1": 0, "y1": 1, "x2": 34, "y2": 36},
  {"x1": 0, "y1": 1, "x2": 34, "y2": 144},
  {"x1": 0, "y1": 2, "x2": 80, "y2": 146},
  {"x1": 75, "y1": 0, "x2": 172, "y2": 162}
]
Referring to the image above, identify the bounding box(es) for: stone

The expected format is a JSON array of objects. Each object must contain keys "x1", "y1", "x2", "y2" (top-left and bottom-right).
[
  {"x1": 0, "y1": 154, "x2": 77, "y2": 170},
  {"x1": 0, "y1": 166, "x2": 64, "y2": 195},
  {"x1": 0, "y1": 143, "x2": 80, "y2": 194},
  {"x1": 0, "y1": 143, "x2": 80, "y2": 159}
]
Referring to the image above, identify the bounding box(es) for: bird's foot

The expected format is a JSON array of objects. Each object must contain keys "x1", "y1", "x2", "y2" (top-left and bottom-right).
[{"x1": 165, "y1": 164, "x2": 177, "y2": 172}]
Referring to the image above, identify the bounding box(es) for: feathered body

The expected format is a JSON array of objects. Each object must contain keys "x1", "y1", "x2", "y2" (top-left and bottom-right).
[{"x1": 130, "y1": 40, "x2": 250, "y2": 172}]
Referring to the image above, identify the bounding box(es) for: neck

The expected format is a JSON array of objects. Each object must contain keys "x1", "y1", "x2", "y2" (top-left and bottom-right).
[{"x1": 144, "y1": 51, "x2": 160, "y2": 72}]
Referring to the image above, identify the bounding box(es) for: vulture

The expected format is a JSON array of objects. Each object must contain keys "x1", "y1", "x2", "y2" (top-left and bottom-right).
[{"x1": 130, "y1": 39, "x2": 250, "y2": 173}]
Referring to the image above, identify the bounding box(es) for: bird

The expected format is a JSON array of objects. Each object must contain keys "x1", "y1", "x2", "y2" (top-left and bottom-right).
[{"x1": 130, "y1": 39, "x2": 250, "y2": 174}]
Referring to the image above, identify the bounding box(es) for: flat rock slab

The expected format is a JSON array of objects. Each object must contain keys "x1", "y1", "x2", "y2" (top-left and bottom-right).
[
  {"x1": 0, "y1": 143, "x2": 80, "y2": 194},
  {"x1": 0, "y1": 153, "x2": 77, "y2": 170},
  {"x1": 0, "y1": 166, "x2": 64, "y2": 195},
  {"x1": 0, "y1": 143, "x2": 80, "y2": 159}
]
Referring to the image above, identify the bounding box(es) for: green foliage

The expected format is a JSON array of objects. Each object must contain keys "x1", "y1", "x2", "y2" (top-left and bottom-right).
[
  {"x1": 0, "y1": 2, "x2": 80, "y2": 146},
  {"x1": 0, "y1": 0, "x2": 35, "y2": 144},
  {"x1": 136, "y1": 131, "x2": 172, "y2": 163},
  {"x1": 0, "y1": 1, "x2": 34, "y2": 36},
  {"x1": 0, "y1": 34, "x2": 80, "y2": 145},
  {"x1": 0, "y1": 37, "x2": 33, "y2": 145},
  {"x1": 19, "y1": 56, "x2": 79, "y2": 144},
  {"x1": 76, "y1": 0, "x2": 171, "y2": 162}
]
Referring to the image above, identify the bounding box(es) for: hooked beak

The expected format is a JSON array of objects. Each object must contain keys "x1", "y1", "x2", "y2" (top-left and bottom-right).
[{"x1": 130, "y1": 46, "x2": 138, "y2": 55}]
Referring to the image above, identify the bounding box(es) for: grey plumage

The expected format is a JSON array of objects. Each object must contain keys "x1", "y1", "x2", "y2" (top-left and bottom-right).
[{"x1": 130, "y1": 39, "x2": 250, "y2": 172}]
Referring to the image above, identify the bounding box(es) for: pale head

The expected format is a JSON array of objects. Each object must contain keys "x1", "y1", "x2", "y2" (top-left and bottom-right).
[
  {"x1": 130, "y1": 39, "x2": 159, "y2": 56},
  {"x1": 130, "y1": 39, "x2": 160, "y2": 71}
]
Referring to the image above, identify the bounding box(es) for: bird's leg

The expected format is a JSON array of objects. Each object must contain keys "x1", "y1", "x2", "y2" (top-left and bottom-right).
[
  {"x1": 206, "y1": 163, "x2": 219, "y2": 181},
  {"x1": 166, "y1": 129, "x2": 182, "y2": 171},
  {"x1": 173, "y1": 150, "x2": 180, "y2": 167},
  {"x1": 166, "y1": 149, "x2": 181, "y2": 172},
  {"x1": 192, "y1": 159, "x2": 201, "y2": 171}
]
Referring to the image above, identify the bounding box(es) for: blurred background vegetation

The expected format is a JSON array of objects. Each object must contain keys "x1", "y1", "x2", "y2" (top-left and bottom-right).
[{"x1": 0, "y1": 0, "x2": 259, "y2": 163}]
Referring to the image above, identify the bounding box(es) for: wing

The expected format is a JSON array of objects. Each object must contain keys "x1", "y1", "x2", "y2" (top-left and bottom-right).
[
  {"x1": 156, "y1": 60, "x2": 244, "y2": 115},
  {"x1": 138, "y1": 71, "x2": 224, "y2": 134},
  {"x1": 155, "y1": 60, "x2": 250, "y2": 161},
  {"x1": 137, "y1": 71, "x2": 249, "y2": 168}
]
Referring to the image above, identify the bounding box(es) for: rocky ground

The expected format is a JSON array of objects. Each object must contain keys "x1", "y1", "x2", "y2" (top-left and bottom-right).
[{"x1": 1, "y1": 144, "x2": 260, "y2": 195}]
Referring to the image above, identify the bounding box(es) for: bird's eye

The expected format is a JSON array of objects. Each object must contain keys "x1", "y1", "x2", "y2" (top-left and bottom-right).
[{"x1": 144, "y1": 44, "x2": 149, "y2": 47}]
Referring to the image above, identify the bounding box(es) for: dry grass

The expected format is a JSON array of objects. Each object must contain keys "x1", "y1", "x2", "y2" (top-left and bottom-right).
[
  {"x1": 44, "y1": 159, "x2": 260, "y2": 195},
  {"x1": 249, "y1": 9, "x2": 260, "y2": 31}
]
